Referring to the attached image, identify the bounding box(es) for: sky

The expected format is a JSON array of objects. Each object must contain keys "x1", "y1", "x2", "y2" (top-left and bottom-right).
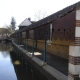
[{"x1": 0, "y1": 0, "x2": 80, "y2": 29}]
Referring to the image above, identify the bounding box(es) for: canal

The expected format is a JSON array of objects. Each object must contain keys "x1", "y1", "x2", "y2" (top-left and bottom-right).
[{"x1": 0, "y1": 42, "x2": 47, "y2": 80}]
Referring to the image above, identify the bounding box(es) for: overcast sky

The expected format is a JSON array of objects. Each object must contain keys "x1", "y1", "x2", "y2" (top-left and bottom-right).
[{"x1": 0, "y1": 0, "x2": 79, "y2": 29}]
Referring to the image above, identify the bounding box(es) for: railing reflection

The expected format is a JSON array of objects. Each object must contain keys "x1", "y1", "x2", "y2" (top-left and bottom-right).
[{"x1": 10, "y1": 48, "x2": 47, "y2": 80}]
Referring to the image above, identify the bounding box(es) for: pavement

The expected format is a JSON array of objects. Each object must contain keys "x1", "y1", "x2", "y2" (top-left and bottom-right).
[{"x1": 21, "y1": 44, "x2": 68, "y2": 76}]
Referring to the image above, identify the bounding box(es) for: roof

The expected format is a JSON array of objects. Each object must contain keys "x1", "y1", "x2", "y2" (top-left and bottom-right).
[
  {"x1": 27, "y1": 1, "x2": 80, "y2": 29},
  {"x1": 15, "y1": 1, "x2": 80, "y2": 33},
  {"x1": 19, "y1": 18, "x2": 32, "y2": 27}
]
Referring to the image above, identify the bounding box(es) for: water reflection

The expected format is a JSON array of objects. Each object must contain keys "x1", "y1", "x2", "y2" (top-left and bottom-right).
[
  {"x1": 0, "y1": 42, "x2": 12, "y2": 51},
  {"x1": 10, "y1": 49, "x2": 47, "y2": 80},
  {"x1": 0, "y1": 42, "x2": 17, "y2": 80},
  {"x1": 0, "y1": 42, "x2": 47, "y2": 80}
]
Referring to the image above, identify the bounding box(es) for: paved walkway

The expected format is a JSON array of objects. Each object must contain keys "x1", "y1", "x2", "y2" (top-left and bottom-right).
[{"x1": 22, "y1": 45, "x2": 68, "y2": 76}]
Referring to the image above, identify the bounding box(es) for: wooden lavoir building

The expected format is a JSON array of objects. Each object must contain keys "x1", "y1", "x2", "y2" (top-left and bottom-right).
[{"x1": 11, "y1": 2, "x2": 80, "y2": 80}]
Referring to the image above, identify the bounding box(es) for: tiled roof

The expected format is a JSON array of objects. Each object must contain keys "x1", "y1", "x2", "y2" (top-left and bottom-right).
[
  {"x1": 15, "y1": 1, "x2": 80, "y2": 33},
  {"x1": 27, "y1": 1, "x2": 80, "y2": 29}
]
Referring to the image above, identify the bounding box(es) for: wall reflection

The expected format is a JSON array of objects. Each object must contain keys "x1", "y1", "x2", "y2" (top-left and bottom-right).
[
  {"x1": 0, "y1": 42, "x2": 17, "y2": 80},
  {"x1": 0, "y1": 42, "x2": 47, "y2": 80},
  {"x1": 10, "y1": 48, "x2": 47, "y2": 80},
  {"x1": 0, "y1": 42, "x2": 12, "y2": 51},
  {"x1": 0, "y1": 42, "x2": 12, "y2": 59}
]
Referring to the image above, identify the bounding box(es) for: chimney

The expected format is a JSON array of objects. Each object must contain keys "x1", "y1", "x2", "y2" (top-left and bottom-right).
[{"x1": 28, "y1": 18, "x2": 31, "y2": 21}]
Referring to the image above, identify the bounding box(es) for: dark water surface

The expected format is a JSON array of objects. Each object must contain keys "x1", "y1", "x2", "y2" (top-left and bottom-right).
[
  {"x1": 0, "y1": 42, "x2": 17, "y2": 80},
  {"x1": 0, "y1": 42, "x2": 47, "y2": 80}
]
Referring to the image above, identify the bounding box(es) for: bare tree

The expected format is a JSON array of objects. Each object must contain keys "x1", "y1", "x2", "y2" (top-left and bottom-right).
[
  {"x1": 5, "y1": 25, "x2": 13, "y2": 36},
  {"x1": 1, "y1": 25, "x2": 13, "y2": 37},
  {"x1": 34, "y1": 10, "x2": 48, "y2": 21}
]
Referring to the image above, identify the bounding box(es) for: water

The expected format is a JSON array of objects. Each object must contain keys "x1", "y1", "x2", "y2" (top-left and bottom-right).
[
  {"x1": 0, "y1": 42, "x2": 47, "y2": 80},
  {"x1": 0, "y1": 42, "x2": 17, "y2": 80}
]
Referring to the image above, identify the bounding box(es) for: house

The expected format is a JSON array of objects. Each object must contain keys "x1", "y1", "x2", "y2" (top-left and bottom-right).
[
  {"x1": 11, "y1": 1, "x2": 80, "y2": 80},
  {"x1": 18, "y1": 18, "x2": 35, "y2": 30}
]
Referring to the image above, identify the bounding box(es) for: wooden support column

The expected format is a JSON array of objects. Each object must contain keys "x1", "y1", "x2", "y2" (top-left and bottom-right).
[{"x1": 68, "y1": 8, "x2": 80, "y2": 80}]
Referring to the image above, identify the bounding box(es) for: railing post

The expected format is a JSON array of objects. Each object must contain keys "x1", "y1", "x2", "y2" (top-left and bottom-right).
[
  {"x1": 31, "y1": 69, "x2": 34, "y2": 80},
  {"x1": 32, "y1": 39, "x2": 34, "y2": 56},
  {"x1": 18, "y1": 39, "x2": 20, "y2": 45},
  {"x1": 35, "y1": 39, "x2": 37, "y2": 48},
  {"x1": 16, "y1": 39, "x2": 17, "y2": 44},
  {"x1": 19, "y1": 40, "x2": 20, "y2": 45},
  {"x1": 44, "y1": 39, "x2": 46, "y2": 62},
  {"x1": 23, "y1": 38, "x2": 24, "y2": 46},
  {"x1": 26, "y1": 39, "x2": 28, "y2": 51},
  {"x1": 21, "y1": 40, "x2": 23, "y2": 45},
  {"x1": 17, "y1": 39, "x2": 19, "y2": 45},
  {"x1": 20, "y1": 39, "x2": 21, "y2": 45}
]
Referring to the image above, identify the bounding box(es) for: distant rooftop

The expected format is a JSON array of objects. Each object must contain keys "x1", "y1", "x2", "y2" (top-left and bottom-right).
[{"x1": 19, "y1": 18, "x2": 32, "y2": 27}]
